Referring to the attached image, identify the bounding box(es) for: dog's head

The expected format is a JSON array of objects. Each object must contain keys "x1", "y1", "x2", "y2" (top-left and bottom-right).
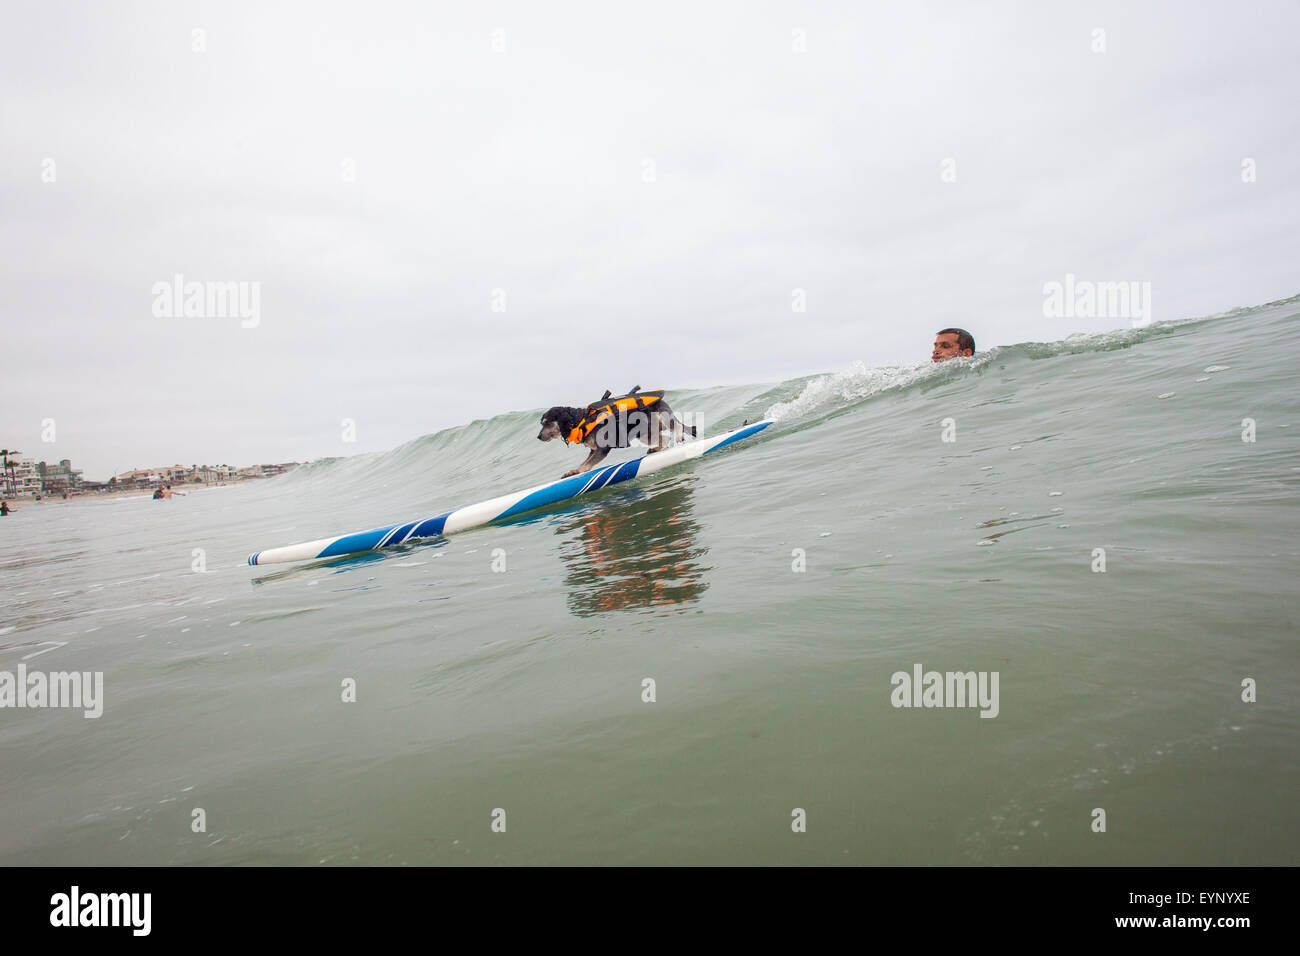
[{"x1": 538, "y1": 406, "x2": 579, "y2": 443}]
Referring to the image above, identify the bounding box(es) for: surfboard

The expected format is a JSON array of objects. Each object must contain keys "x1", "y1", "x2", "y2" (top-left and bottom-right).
[{"x1": 247, "y1": 418, "x2": 774, "y2": 566}]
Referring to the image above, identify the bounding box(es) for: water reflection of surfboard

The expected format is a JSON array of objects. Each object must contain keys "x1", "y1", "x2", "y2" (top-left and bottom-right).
[{"x1": 248, "y1": 419, "x2": 774, "y2": 566}]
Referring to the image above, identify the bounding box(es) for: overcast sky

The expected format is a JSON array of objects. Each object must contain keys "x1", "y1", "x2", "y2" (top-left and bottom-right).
[{"x1": 3, "y1": 0, "x2": 1297, "y2": 480}]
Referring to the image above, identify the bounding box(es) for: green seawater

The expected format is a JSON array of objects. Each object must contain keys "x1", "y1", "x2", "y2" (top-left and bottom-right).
[{"x1": 2, "y1": 296, "x2": 1298, "y2": 864}]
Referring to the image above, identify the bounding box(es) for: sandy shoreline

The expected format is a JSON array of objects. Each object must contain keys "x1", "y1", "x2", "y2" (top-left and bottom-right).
[{"x1": 1, "y1": 481, "x2": 261, "y2": 508}]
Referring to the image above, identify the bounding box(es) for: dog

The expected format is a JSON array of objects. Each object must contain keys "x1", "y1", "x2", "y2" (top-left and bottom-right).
[{"x1": 538, "y1": 386, "x2": 697, "y2": 478}]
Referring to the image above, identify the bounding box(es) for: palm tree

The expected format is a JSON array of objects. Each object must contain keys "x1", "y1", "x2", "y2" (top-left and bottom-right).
[{"x1": 0, "y1": 449, "x2": 20, "y2": 496}]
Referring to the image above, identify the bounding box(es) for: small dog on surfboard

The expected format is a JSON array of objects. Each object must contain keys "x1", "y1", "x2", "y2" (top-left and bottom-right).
[{"x1": 537, "y1": 386, "x2": 696, "y2": 478}]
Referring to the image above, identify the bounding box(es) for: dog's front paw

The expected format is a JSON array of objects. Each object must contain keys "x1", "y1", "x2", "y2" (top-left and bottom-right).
[{"x1": 561, "y1": 469, "x2": 580, "y2": 478}]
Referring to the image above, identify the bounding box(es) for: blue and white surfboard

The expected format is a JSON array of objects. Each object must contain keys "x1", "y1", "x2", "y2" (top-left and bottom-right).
[{"x1": 247, "y1": 419, "x2": 774, "y2": 566}]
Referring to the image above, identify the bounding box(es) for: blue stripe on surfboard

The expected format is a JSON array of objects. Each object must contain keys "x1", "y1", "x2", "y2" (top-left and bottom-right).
[
  {"x1": 601, "y1": 457, "x2": 645, "y2": 488},
  {"x1": 591, "y1": 459, "x2": 635, "y2": 490},
  {"x1": 379, "y1": 520, "x2": 421, "y2": 548},
  {"x1": 317, "y1": 526, "x2": 400, "y2": 558},
  {"x1": 492, "y1": 458, "x2": 641, "y2": 523},
  {"x1": 700, "y1": 420, "x2": 772, "y2": 453},
  {"x1": 409, "y1": 512, "x2": 452, "y2": 539}
]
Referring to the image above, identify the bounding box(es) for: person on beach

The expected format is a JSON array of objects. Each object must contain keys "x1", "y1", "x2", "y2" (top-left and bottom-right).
[
  {"x1": 932, "y1": 328, "x2": 975, "y2": 362},
  {"x1": 1, "y1": 500, "x2": 10, "y2": 515}
]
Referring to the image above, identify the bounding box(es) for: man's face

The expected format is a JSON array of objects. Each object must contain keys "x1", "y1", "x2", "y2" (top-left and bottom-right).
[{"x1": 932, "y1": 334, "x2": 971, "y2": 363}]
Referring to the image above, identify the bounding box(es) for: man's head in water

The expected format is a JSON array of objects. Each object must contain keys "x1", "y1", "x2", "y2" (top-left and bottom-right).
[{"x1": 932, "y1": 328, "x2": 975, "y2": 362}]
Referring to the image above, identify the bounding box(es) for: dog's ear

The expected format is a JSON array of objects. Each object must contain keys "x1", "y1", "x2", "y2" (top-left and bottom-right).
[
  {"x1": 560, "y1": 406, "x2": 583, "y2": 431},
  {"x1": 542, "y1": 406, "x2": 582, "y2": 431}
]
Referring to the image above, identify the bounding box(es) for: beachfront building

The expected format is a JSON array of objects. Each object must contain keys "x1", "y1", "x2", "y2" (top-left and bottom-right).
[
  {"x1": 157, "y1": 464, "x2": 203, "y2": 483},
  {"x1": 192, "y1": 464, "x2": 235, "y2": 485},
  {"x1": 5, "y1": 457, "x2": 42, "y2": 496},
  {"x1": 37, "y1": 459, "x2": 84, "y2": 495},
  {"x1": 113, "y1": 469, "x2": 160, "y2": 489}
]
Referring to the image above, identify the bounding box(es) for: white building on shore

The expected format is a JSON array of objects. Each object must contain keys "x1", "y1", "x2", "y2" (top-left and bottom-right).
[{"x1": 5, "y1": 458, "x2": 41, "y2": 495}]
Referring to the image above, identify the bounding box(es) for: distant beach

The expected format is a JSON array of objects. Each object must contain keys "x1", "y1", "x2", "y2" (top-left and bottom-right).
[{"x1": 2, "y1": 480, "x2": 259, "y2": 507}]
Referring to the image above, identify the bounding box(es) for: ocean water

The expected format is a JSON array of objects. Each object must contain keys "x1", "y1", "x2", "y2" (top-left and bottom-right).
[{"x1": 3, "y1": 296, "x2": 1298, "y2": 865}]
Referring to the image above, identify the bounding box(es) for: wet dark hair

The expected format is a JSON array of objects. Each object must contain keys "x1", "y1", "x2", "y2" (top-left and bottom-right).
[
  {"x1": 541, "y1": 406, "x2": 581, "y2": 432},
  {"x1": 937, "y1": 328, "x2": 975, "y2": 354}
]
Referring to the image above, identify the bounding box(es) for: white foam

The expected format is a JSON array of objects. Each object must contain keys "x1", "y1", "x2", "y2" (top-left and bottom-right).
[{"x1": 764, "y1": 360, "x2": 939, "y2": 422}]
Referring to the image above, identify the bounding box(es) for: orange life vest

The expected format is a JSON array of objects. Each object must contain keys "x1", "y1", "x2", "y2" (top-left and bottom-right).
[{"x1": 566, "y1": 388, "x2": 665, "y2": 444}]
